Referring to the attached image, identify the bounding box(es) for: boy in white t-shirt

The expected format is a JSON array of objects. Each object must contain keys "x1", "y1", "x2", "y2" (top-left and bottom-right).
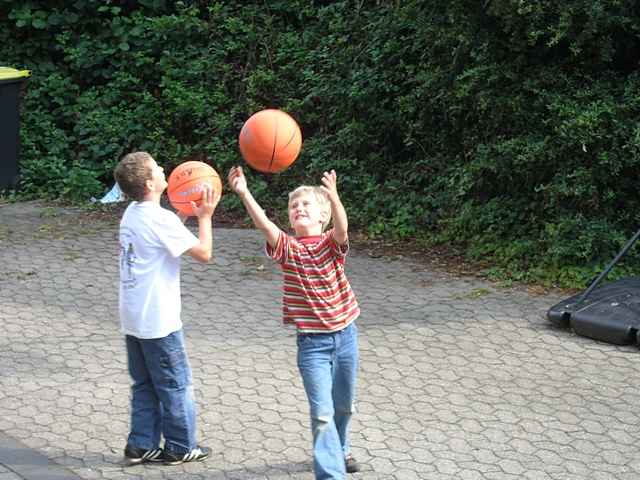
[{"x1": 114, "y1": 151, "x2": 219, "y2": 466}]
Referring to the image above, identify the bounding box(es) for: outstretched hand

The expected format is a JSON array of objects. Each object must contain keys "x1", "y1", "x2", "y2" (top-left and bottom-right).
[
  {"x1": 228, "y1": 166, "x2": 248, "y2": 196},
  {"x1": 320, "y1": 169, "x2": 340, "y2": 203}
]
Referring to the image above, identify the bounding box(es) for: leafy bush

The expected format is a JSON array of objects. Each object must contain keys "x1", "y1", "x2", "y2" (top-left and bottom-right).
[{"x1": 2, "y1": 0, "x2": 640, "y2": 287}]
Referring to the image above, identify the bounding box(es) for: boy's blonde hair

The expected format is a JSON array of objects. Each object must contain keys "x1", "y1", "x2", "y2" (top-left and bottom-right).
[
  {"x1": 288, "y1": 185, "x2": 332, "y2": 231},
  {"x1": 114, "y1": 151, "x2": 154, "y2": 201}
]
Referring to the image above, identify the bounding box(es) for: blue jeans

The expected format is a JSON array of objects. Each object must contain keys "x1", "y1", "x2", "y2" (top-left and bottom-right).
[
  {"x1": 297, "y1": 322, "x2": 359, "y2": 480},
  {"x1": 125, "y1": 329, "x2": 196, "y2": 454}
]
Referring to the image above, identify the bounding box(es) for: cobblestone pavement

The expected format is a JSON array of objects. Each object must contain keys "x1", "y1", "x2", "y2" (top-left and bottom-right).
[{"x1": 0, "y1": 200, "x2": 639, "y2": 480}]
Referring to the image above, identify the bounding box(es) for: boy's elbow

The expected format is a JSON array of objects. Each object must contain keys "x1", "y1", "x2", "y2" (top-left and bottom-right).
[
  {"x1": 333, "y1": 228, "x2": 348, "y2": 245},
  {"x1": 335, "y1": 237, "x2": 348, "y2": 246},
  {"x1": 188, "y1": 246, "x2": 212, "y2": 263},
  {"x1": 196, "y1": 252, "x2": 212, "y2": 263},
  {"x1": 199, "y1": 247, "x2": 214, "y2": 263}
]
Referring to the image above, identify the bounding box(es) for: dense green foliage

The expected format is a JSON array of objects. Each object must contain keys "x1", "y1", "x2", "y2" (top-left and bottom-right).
[{"x1": 2, "y1": 0, "x2": 640, "y2": 287}]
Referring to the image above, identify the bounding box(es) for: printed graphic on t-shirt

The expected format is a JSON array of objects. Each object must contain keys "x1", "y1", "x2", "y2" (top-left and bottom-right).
[{"x1": 120, "y1": 227, "x2": 137, "y2": 289}]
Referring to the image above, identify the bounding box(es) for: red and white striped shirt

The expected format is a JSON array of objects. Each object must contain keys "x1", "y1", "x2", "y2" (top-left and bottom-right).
[{"x1": 266, "y1": 229, "x2": 360, "y2": 333}]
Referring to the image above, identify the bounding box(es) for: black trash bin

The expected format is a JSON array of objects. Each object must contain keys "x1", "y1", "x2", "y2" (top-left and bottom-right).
[{"x1": 0, "y1": 67, "x2": 31, "y2": 191}]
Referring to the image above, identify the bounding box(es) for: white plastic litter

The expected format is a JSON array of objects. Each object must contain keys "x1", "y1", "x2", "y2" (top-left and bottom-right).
[{"x1": 98, "y1": 183, "x2": 125, "y2": 203}]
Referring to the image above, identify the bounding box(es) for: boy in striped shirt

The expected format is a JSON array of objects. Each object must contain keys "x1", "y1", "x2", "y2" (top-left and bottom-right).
[{"x1": 228, "y1": 166, "x2": 361, "y2": 479}]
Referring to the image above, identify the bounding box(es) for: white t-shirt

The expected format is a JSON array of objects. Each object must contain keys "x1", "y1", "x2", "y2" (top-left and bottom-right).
[{"x1": 118, "y1": 201, "x2": 198, "y2": 339}]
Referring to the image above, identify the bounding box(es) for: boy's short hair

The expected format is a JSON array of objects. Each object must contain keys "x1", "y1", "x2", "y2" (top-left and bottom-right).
[
  {"x1": 288, "y1": 186, "x2": 332, "y2": 231},
  {"x1": 114, "y1": 151, "x2": 153, "y2": 201}
]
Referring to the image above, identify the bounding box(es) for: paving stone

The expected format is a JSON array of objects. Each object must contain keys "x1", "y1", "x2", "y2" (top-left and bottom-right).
[{"x1": 0, "y1": 200, "x2": 639, "y2": 479}]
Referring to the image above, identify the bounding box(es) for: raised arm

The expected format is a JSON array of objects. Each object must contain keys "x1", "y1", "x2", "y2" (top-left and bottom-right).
[
  {"x1": 228, "y1": 166, "x2": 281, "y2": 248},
  {"x1": 321, "y1": 169, "x2": 348, "y2": 245},
  {"x1": 187, "y1": 184, "x2": 220, "y2": 263}
]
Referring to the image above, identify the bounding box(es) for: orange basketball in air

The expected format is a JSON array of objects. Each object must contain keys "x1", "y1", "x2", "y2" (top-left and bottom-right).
[
  {"x1": 238, "y1": 109, "x2": 302, "y2": 173},
  {"x1": 167, "y1": 161, "x2": 222, "y2": 216}
]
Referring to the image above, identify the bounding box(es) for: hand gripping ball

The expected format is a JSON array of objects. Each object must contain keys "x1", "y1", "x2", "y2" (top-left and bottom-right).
[{"x1": 167, "y1": 161, "x2": 222, "y2": 216}]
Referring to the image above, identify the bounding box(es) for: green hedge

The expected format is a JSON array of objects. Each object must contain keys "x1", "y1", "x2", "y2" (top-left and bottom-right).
[{"x1": 2, "y1": 0, "x2": 640, "y2": 287}]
